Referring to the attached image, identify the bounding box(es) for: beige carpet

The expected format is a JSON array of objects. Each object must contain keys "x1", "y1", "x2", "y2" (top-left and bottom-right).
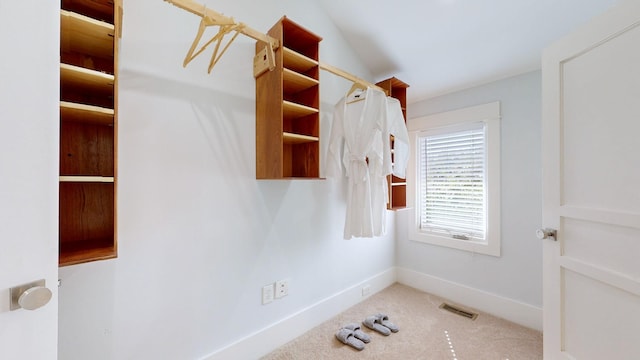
[{"x1": 262, "y1": 283, "x2": 542, "y2": 360}]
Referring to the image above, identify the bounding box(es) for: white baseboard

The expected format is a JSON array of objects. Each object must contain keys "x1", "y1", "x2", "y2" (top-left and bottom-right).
[
  {"x1": 396, "y1": 267, "x2": 542, "y2": 331},
  {"x1": 200, "y1": 268, "x2": 397, "y2": 360},
  {"x1": 201, "y1": 266, "x2": 541, "y2": 359}
]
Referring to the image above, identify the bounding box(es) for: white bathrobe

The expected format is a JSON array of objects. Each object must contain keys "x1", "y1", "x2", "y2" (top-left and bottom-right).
[{"x1": 326, "y1": 87, "x2": 409, "y2": 239}]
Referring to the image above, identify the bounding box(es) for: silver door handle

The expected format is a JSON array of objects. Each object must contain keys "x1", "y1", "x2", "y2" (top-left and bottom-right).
[
  {"x1": 10, "y1": 279, "x2": 52, "y2": 311},
  {"x1": 536, "y1": 228, "x2": 557, "y2": 241}
]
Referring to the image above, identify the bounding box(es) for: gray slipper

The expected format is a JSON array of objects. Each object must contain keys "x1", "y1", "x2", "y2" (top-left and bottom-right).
[
  {"x1": 343, "y1": 323, "x2": 371, "y2": 343},
  {"x1": 363, "y1": 316, "x2": 391, "y2": 336},
  {"x1": 375, "y1": 313, "x2": 399, "y2": 333},
  {"x1": 335, "y1": 328, "x2": 365, "y2": 350}
]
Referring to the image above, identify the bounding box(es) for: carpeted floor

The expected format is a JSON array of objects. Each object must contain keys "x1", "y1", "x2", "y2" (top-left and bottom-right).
[{"x1": 262, "y1": 283, "x2": 542, "y2": 359}]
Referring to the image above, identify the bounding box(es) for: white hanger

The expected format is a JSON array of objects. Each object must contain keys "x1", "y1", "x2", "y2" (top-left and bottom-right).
[{"x1": 346, "y1": 82, "x2": 368, "y2": 104}]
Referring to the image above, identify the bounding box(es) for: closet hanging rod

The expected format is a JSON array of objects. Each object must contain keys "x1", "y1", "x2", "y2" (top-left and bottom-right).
[
  {"x1": 165, "y1": 0, "x2": 278, "y2": 49},
  {"x1": 318, "y1": 62, "x2": 385, "y2": 93},
  {"x1": 164, "y1": 0, "x2": 385, "y2": 92},
  {"x1": 164, "y1": 0, "x2": 279, "y2": 72}
]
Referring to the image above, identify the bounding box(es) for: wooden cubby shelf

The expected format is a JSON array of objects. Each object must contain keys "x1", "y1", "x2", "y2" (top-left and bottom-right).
[
  {"x1": 59, "y1": 0, "x2": 119, "y2": 266},
  {"x1": 282, "y1": 100, "x2": 319, "y2": 118},
  {"x1": 283, "y1": 68, "x2": 319, "y2": 93},
  {"x1": 61, "y1": 10, "x2": 115, "y2": 62},
  {"x1": 256, "y1": 16, "x2": 322, "y2": 179},
  {"x1": 59, "y1": 176, "x2": 115, "y2": 183},
  {"x1": 60, "y1": 101, "x2": 114, "y2": 125},
  {"x1": 283, "y1": 47, "x2": 318, "y2": 73},
  {"x1": 58, "y1": 241, "x2": 117, "y2": 267},
  {"x1": 61, "y1": 63, "x2": 114, "y2": 91},
  {"x1": 283, "y1": 132, "x2": 319, "y2": 144}
]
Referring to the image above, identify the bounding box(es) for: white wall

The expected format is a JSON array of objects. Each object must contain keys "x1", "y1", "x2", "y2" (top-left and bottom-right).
[
  {"x1": 399, "y1": 71, "x2": 543, "y2": 308},
  {"x1": 58, "y1": 1, "x2": 395, "y2": 359}
]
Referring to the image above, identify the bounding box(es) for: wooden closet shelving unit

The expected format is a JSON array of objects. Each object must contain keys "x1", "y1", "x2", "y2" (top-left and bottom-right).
[
  {"x1": 256, "y1": 17, "x2": 322, "y2": 179},
  {"x1": 59, "y1": 0, "x2": 119, "y2": 266},
  {"x1": 376, "y1": 77, "x2": 409, "y2": 210}
]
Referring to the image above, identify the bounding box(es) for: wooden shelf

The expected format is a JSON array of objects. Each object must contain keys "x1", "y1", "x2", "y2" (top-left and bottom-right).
[
  {"x1": 59, "y1": 238, "x2": 116, "y2": 267},
  {"x1": 390, "y1": 183, "x2": 407, "y2": 208},
  {"x1": 283, "y1": 132, "x2": 319, "y2": 144},
  {"x1": 256, "y1": 17, "x2": 321, "y2": 179},
  {"x1": 60, "y1": 101, "x2": 114, "y2": 125},
  {"x1": 60, "y1": 176, "x2": 114, "y2": 182},
  {"x1": 59, "y1": 181, "x2": 115, "y2": 266},
  {"x1": 61, "y1": 9, "x2": 114, "y2": 61},
  {"x1": 388, "y1": 205, "x2": 409, "y2": 211},
  {"x1": 62, "y1": 0, "x2": 115, "y2": 23},
  {"x1": 283, "y1": 47, "x2": 318, "y2": 73},
  {"x1": 60, "y1": 63, "x2": 114, "y2": 108},
  {"x1": 283, "y1": 68, "x2": 319, "y2": 94},
  {"x1": 59, "y1": 0, "x2": 118, "y2": 266},
  {"x1": 283, "y1": 100, "x2": 318, "y2": 119},
  {"x1": 60, "y1": 118, "x2": 114, "y2": 180},
  {"x1": 61, "y1": 63, "x2": 114, "y2": 91}
]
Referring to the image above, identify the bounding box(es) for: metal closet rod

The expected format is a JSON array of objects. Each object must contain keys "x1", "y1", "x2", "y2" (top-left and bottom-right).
[{"x1": 164, "y1": 0, "x2": 385, "y2": 92}]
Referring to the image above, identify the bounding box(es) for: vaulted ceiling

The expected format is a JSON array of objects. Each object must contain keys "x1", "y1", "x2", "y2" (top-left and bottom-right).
[{"x1": 317, "y1": 0, "x2": 621, "y2": 103}]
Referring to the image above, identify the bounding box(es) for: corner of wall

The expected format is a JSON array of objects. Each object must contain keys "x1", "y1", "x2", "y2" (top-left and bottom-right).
[{"x1": 396, "y1": 267, "x2": 542, "y2": 331}]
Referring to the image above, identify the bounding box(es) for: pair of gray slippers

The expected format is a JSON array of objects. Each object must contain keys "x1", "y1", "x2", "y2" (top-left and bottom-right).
[{"x1": 335, "y1": 313, "x2": 399, "y2": 351}]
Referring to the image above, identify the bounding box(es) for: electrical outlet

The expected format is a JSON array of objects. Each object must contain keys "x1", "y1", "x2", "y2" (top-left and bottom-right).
[
  {"x1": 362, "y1": 284, "x2": 371, "y2": 297},
  {"x1": 275, "y1": 279, "x2": 289, "y2": 299},
  {"x1": 262, "y1": 284, "x2": 274, "y2": 305}
]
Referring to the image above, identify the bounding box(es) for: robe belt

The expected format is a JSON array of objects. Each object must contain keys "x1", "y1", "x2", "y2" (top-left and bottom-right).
[{"x1": 349, "y1": 154, "x2": 369, "y2": 183}]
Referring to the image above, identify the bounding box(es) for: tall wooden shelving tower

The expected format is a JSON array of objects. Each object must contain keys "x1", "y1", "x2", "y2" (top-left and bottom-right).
[
  {"x1": 255, "y1": 16, "x2": 322, "y2": 179},
  {"x1": 59, "y1": 0, "x2": 120, "y2": 266}
]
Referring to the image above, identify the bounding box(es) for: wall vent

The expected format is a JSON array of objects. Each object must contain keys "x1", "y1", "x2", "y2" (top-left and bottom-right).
[{"x1": 439, "y1": 303, "x2": 478, "y2": 320}]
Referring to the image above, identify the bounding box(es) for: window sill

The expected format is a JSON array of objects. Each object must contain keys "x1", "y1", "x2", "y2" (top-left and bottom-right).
[{"x1": 408, "y1": 231, "x2": 501, "y2": 257}]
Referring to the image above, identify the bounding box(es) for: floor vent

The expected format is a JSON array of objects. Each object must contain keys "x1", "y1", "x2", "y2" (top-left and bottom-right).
[{"x1": 439, "y1": 303, "x2": 478, "y2": 320}]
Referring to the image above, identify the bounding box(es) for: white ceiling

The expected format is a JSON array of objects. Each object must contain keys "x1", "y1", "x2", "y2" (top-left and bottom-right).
[{"x1": 317, "y1": 0, "x2": 621, "y2": 103}]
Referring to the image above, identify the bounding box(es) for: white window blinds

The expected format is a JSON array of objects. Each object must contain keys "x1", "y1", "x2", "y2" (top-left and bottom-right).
[{"x1": 418, "y1": 123, "x2": 486, "y2": 241}]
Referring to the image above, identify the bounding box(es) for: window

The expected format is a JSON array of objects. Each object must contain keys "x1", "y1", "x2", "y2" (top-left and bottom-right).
[
  {"x1": 418, "y1": 123, "x2": 486, "y2": 240},
  {"x1": 407, "y1": 102, "x2": 501, "y2": 256}
]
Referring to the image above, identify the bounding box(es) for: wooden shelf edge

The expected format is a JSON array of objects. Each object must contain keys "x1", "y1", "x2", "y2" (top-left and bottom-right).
[
  {"x1": 283, "y1": 68, "x2": 319, "y2": 91},
  {"x1": 61, "y1": 9, "x2": 115, "y2": 31},
  {"x1": 61, "y1": 63, "x2": 115, "y2": 82},
  {"x1": 283, "y1": 47, "x2": 318, "y2": 72},
  {"x1": 59, "y1": 244, "x2": 116, "y2": 267},
  {"x1": 60, "y1": 101, "x2": 114, "y2": 114},
  {"x1": 60, "y1": 103, "x2": 111, "y2": 114},
  {"x1": 282, "y1": 100, "x2": 318, "y2": 118},
  {"x1": 388, "y1": 206, "x2": 410, "y2": 211},
  {"x1": 60, "y1": 101, "x2": 115, "y2": 126},
  {"x1": 283, "y1": 132, "x2": 319, "y2": 144},
  {"x1": 391, "y1": 182, "x2": 407, "y2": 186},
  {"x1": 60, "y1": 8, "x2": 115, "y2": 61},
  {"x1": 59, "y1": 176, "x2": 115, "y2": 183}
]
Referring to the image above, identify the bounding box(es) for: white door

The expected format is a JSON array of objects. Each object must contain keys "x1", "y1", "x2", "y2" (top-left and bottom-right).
[
  {"x1": 541, "y1": 1, "x2": 640, "y2": 359},
  {"x1": 0, "y1": 2, "x2": 60, "y2": 358}
]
